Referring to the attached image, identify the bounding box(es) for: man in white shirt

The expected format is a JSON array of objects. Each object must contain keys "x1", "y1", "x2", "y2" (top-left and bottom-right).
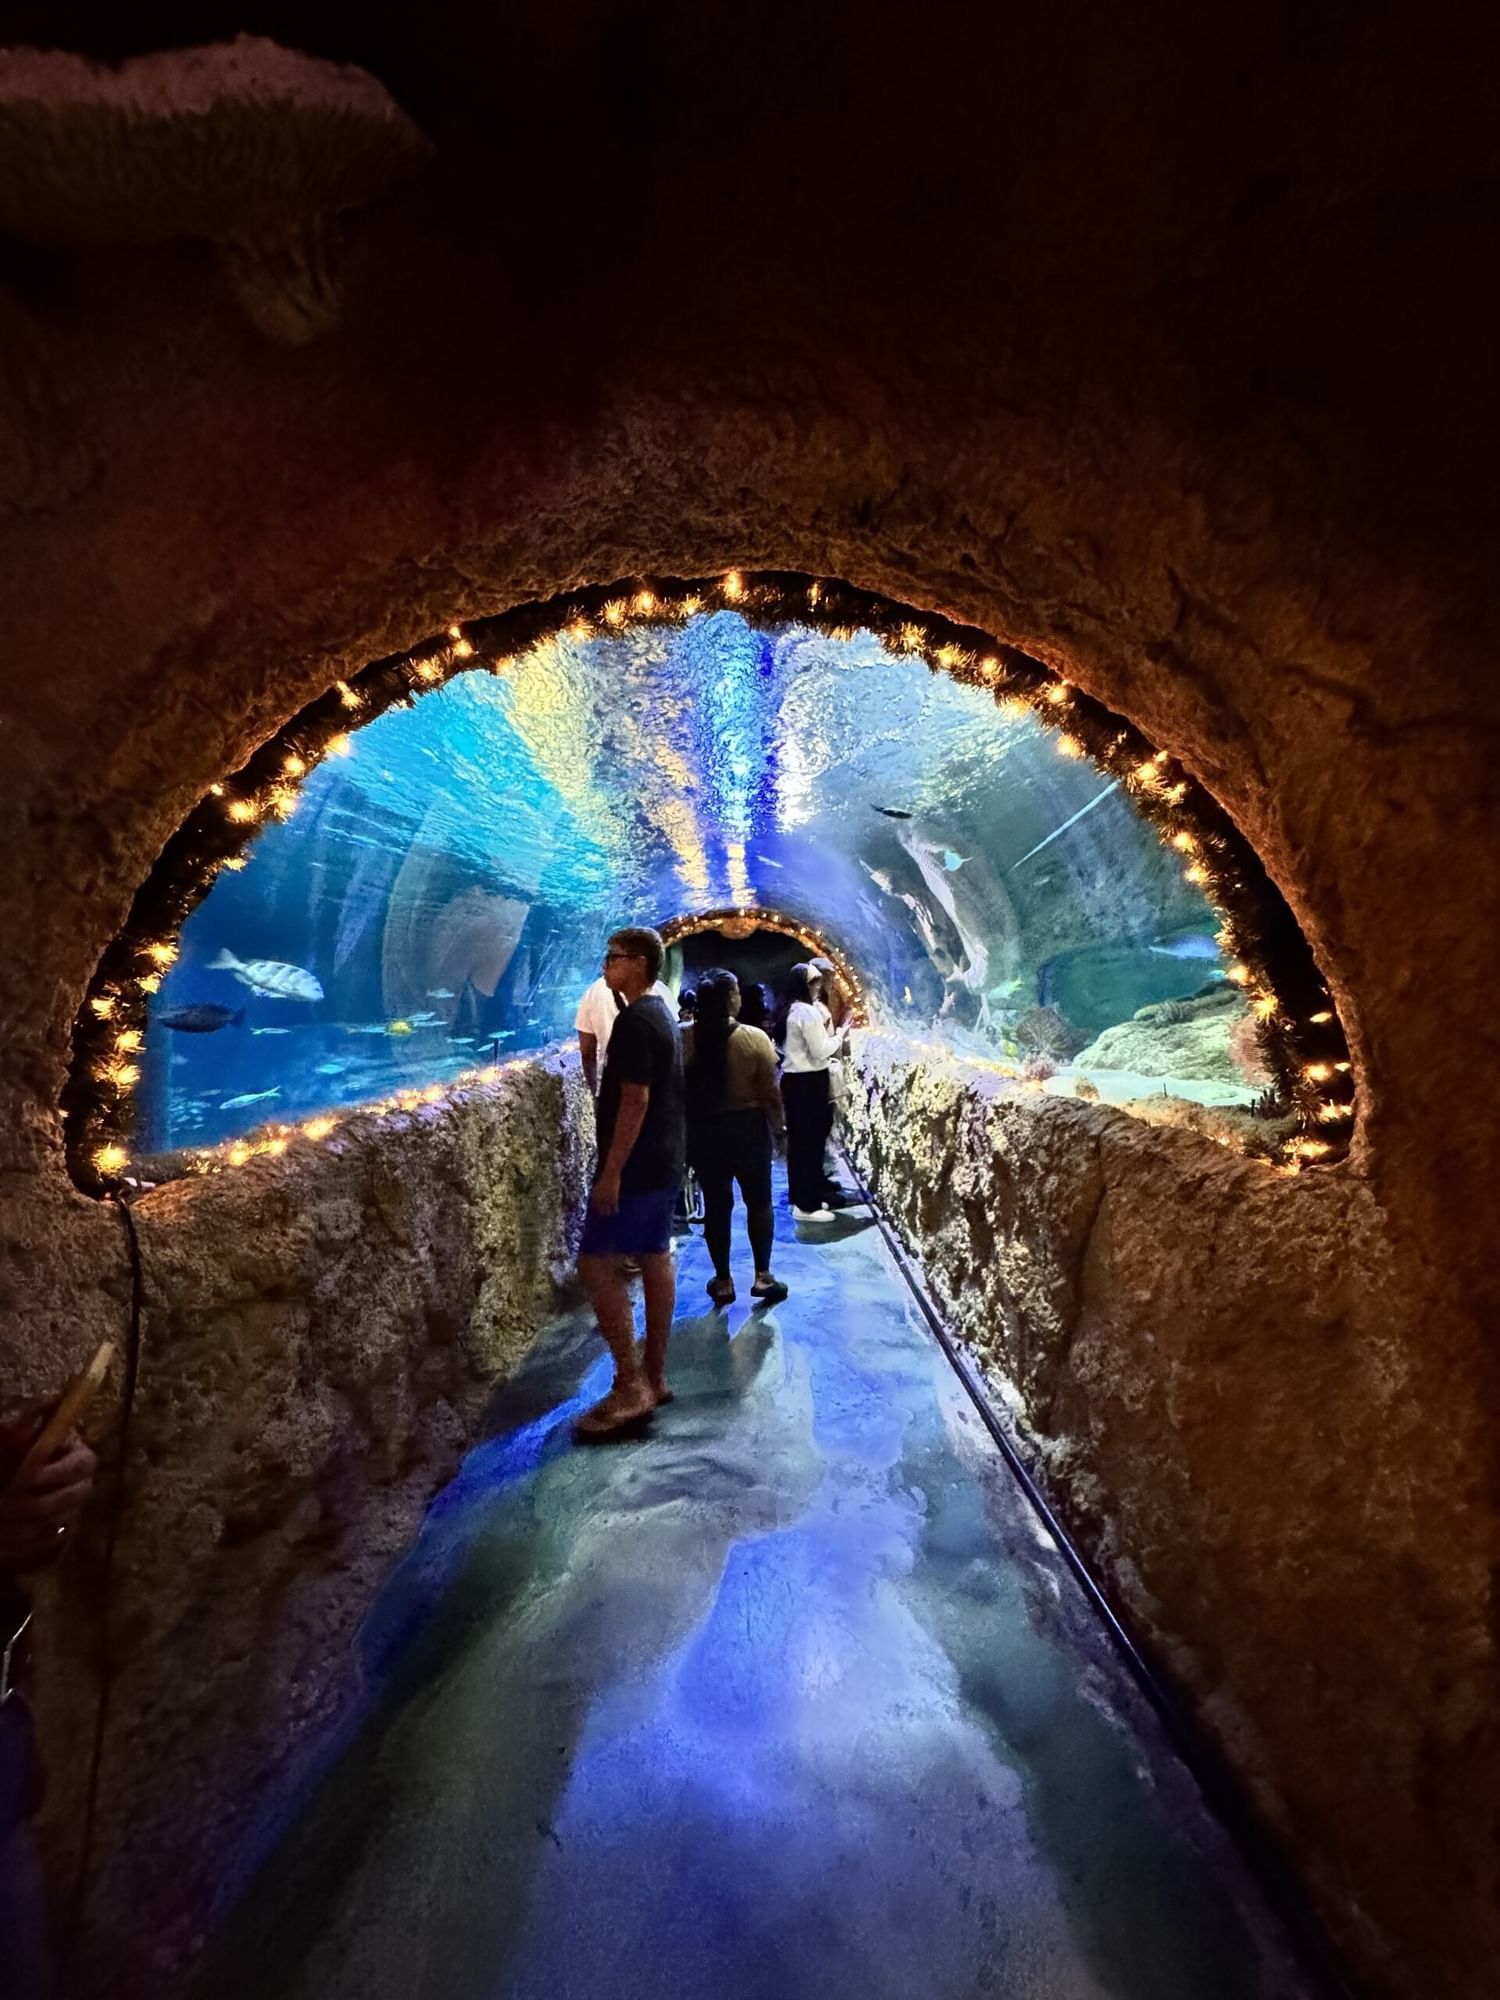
[{"x1": 576, "y1": 970, "x2": 675, "y2": 1094}]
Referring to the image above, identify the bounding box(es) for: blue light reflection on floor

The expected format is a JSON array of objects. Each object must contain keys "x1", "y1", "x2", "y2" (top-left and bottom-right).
[{"x1": 193, "y1": 1186, "x2": 1312, "y2": 2000}]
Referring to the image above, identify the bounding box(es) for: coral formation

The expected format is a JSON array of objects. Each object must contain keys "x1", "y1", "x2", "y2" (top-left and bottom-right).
[
  {"x1": 1020, "y1": 1051, "x2": 1058, "y2": 1083},
  {"x1": 0, "y1": 38, "x2": 430, "y2": 341},
  {"x1": 1013, "y1": 1004, "x2": 1087, "y2": 1059}
]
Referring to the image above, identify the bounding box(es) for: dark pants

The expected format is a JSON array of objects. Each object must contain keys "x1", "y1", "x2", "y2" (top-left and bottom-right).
[
  {"x1": 0, "y1": 1698, "x2": 50, "y2": 1999},
  {"x1": 782, "y1": 1068, "x2": 834, "y2": 1211},
  {"x1": 689, "y1": 1109, "x2": 774, "y2": 1277}
]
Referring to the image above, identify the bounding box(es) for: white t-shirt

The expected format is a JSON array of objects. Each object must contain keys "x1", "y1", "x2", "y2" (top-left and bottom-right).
[
  {"x1": 782, "y1": 998, "x2": 842, "y2": 1074},
  {"x1": 575, "y1": 976, "x2": 675, "y2": 1055}
]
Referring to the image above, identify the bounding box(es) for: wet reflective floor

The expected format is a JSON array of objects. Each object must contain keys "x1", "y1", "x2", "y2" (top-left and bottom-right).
[{"x1": 196, "y1": 1179, "x2": 1313, "y2": 2000}]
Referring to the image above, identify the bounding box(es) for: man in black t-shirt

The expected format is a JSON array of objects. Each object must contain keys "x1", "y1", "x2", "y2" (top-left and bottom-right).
[{"x1": 575, "y1": 925, "x2": 685, "y2": 1439}]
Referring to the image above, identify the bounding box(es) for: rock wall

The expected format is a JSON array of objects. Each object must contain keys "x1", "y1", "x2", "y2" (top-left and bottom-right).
[
  {"x1": 34, "y1": 1051, "x2": 592, "y2": 1996},
  {"x1": 843, "y1": 1035, "x2": 1494, "y2": 2000}
]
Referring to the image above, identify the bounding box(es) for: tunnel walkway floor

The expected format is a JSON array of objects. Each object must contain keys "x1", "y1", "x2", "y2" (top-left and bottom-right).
[{"x1": 195, "y1": 1174, "x2": 1313, "y2": 2000}]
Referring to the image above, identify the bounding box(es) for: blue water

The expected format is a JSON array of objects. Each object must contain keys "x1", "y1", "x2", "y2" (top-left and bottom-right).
[{"x1": 142, "y1": 615, "x2": 1239, "y2": 1155}]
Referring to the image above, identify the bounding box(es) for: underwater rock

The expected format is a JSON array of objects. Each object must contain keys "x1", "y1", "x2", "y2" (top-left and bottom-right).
[
  {"x1": 1072, "y1": 1077, "x2": 1101, "y2": 1101},
  {"x1": 1020, "y1": 1051, "x2": 1057, "y2": 1083},
  {"x1": 1013, "y1": 1003, "x2": 1087, "y2": 1059},
  {"x1": 1227, "y1": 1011, "x2": 1272, "y2": 1086},
  {"x1": 1073, "y1": 1008, "x2": 1243, "y2": 1084}
]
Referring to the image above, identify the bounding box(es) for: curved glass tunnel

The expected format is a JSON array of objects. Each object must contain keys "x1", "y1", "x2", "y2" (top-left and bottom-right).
[{"x1": 139, "y1": 613, "x2": 1259, "y2": 1154}]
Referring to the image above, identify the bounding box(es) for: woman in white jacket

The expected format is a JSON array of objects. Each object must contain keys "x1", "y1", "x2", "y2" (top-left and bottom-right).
[{"x1": 778, "y1": 964, "x2": 847, "y2": 1220}]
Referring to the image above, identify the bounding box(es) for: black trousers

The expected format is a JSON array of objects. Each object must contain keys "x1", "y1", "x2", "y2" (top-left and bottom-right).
[
  {"x1": 781, "y1": 1068, "x2": 834, "y2": 1211},
  {"x1": 689, "y1": 1109, "x2": 775, "y2": 1277}
]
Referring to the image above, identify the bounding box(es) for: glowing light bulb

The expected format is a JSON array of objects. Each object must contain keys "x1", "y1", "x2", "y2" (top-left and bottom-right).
[
  {"x1": 227, "y1": 1143, "x2": 252, "y2": 1167},
  {"x1": 221, "y1": 855, "x2": 248, "y2": 872},
  {"x1": 1164, "y1": 782, "x2": 1189, "y2": 804},
  {"x1": 978, "y1": 657, "x2": 1001, "y2": 683},
  {"x1": 808, "y1": 583, "x2": 822, "y2": 607},
  {"x1": 269, "y1": 787, "x2": 297, "y2": 819},
  {"x1": 139, "y1": 974, "x2": 161, "y2": 995},
  {"x1": 336, "y1": 681, "x2": 363, "y2": 710},
  {"x1": 302, "y1": 1116, "x2": 335, "y2": 1141},
  {"x1": 90, "y1": 995, "x2": 116, "y2": 1020},
  {"x1": 722, "y1": 571, "x2": 745, "y2": 602},
  {"x1": 1044, "y1": 683, "x2": 1070, "y2": 706},
  {"x1": 1135, "y1": 762, "x2": 1160, "y2": 786},
  {"x1": 1227, "y1": 964, "x2": 1251, "y2": 985},
  {"x1": 603, "y1": 599, "x2": 627, "y2": 628},
  {"x1": 209, "y1": 782, "x2": 225, "y2": 797},
  {"x1": 115, "y1": 1028, "x2": 143, "y2": 1054},
  {"x1": 94, "y1": 1143, "x2": 128, "y2": 1175},
  {"x1": 1253, "y1": 993, "x2": 1278, "y2": 1020},
  {"x1": 414, "y1": 657, "x2": 443, "y2": 683},
  {"x1": 633, "y1": 590, "x2": 656, "y2": 615},
  {"x1": 1056, "y1": 734, "x2": 1083, "y2": 758},
  {"x1": 283, "y1": 753, "x2": 307, "y2": 778},
  {"x1": 683, "y1": 596, "x2": 702, "y2": 615},
  {"x1": 1184, "y1": 864, "x2": 1207, "y2": 885},
  {"x1": 1171, "y1": 831, "x2": 1196, "y2": 853},
  {"x1": 145, "y1": 941, "x2": 177, "y2": 969},
  {"x1": 327, "y1": 733, "x2": 352, "y2": 757},
  {"x1": 227, "y1": 798, "x2": 259, "y2": 823},
  {"x1": 568, "y1": 619, "x2": 590, "y2": 642},
  {"x1": 452, "y1": 638, "x2": 474, "y2": 659},
  {"x1": 262, "y1": 1136, "x2": 289, "y2": 1157},
  {"x1": 935, "y1": 644, "x2": 962, "y2": 670},
  {"x1": 1304, "y1": 1062, "x2": 1332, "y2": 1082},
  {"x1": 447, "y1": 624, "x2": 462, "y2": 640},
  {"x1": 1309, "y1": 1010, "x2": 1333, "y2": 1025}
]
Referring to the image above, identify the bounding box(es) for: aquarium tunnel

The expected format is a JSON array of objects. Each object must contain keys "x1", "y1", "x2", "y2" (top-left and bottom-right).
[{"x1": 106, "y1": 604, "x2": 1284, "y2": 1166}]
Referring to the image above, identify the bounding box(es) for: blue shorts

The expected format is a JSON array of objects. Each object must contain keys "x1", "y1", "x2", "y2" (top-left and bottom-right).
[{"x1": 577, "y1": 1184, "x2": 677, "y2": 1258}]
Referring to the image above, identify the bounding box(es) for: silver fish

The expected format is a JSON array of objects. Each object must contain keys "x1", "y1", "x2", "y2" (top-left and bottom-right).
[
  {"x1": 426, "y1": 988, "x2": 457, "y2": 1000},
  {"x1": 316, "y1": 1060, "x2": 352, "y2": 1076},
  {"x1": 1148, "y1": 934, "x2": 1221, "y2": 961},
  {"x1": 251, "y1": 1026, "x2": 292, "y2": 1036},
  {"x1": 210, "y1": 949, "x2": 323, "y2": 1002},
  {"x1": 219, "y1": 1088, "x2": 281, "y2": 1111}
]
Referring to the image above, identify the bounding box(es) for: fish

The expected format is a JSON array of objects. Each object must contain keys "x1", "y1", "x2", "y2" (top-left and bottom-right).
[
  {"x1": 861, "y1": 862, "x2": 896, "y2": 895},
  {"x1": 754, "y1": 855, "x2": 784, "y2": 869},
  {"x1": 219, "y1": 1088, "x2": 281, "y2": 1111},
  {"x1": 251, "y1": 1026, "x2": 291, "y2": 1036},
  {"x1": 209, "y1": 948, "x2": 323, "y2": 1002},
  {"x1": 316, "y1": 1060, "x2": 352, "y2": 1076},
  {"x1": 157, "y1": 1003, "x2": 245, "y2": 1034},
  {"x1": 1148, "y1": 934, "x2": 1221, "y2": 961},
  {"x1": 874, "y1": 805, "x2": 914, "y2": 819},
  {"x1": 426, "y1": 988, "x2": 457, "y2": 1000}
]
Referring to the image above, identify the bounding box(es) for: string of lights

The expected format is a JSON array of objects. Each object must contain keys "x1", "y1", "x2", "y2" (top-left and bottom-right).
[
  {"x1": 65, "y1": 571, "x2": 1355, "y2": 1191},
  {"x1": 658, "y1": 908, "x2": 868, "y2": 1020}
]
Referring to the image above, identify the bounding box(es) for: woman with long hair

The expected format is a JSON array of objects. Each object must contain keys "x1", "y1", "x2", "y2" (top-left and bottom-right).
[
  {"x1": 779, "y1": 963, "x2": 848, "y2": 1221},
  {"x1": 683, "y1": 968, "x2": 788, "y2": 1306},
  {"x1": 736, "y1": 980, "x2": 772, "y2": 1033}
]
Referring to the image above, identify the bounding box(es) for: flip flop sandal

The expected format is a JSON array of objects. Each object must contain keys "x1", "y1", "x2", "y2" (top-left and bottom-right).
[
  {"x1": 750, "y1": 1278, "x2": 789, "y2": 1304},
  {"x1": 706, "y1": 1278, "x2": 737, "y2": 1306}
]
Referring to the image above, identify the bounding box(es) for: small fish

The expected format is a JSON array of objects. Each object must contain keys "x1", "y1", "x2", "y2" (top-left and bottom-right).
[
  {"x1": 408, "y1": 1010, "x2": 441, "y2": 1026},
  {"x1": 316, "y1": 1060, "x2": 352, "y2": 1076},
  {"x1": 158, "y1": 1003, "x2": 244, "y2": 1034},
  {"x1": 1148, "y1": 934, "x2": 1221, "y2": 961},
  {"x1": 874, "y1": 805, "x2": 914, "y2": 820},
  {"x1": 210, "y1": 948, "x2": 323, "y2": 1002},
  {"x1": 219, "y1": 1088, "x2": 281, "y2": 1111},
  {"x1": 345, "y1": 1023, "x2": 390, "y2": 1035},
  {"x1": 251, "y1": 1026, "x2": 292, "y2": 1036},
  {"x1": 386, "y1": 1019, "x2": 414, "y2": 1037},
  {"x1": 862, "y1": 862, "x2": 896, "y2": 895},
  {"x1": 426, "y1": 988, "x2": 457, "y2": 1000},
  {"x1": 754, "y1": 855, "x2": 784, "y2": 869}
]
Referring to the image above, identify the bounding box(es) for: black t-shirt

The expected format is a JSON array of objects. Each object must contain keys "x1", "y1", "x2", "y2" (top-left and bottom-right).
[{"x1": 595, "y1": 994, "x2": 685, "y2": 1192}]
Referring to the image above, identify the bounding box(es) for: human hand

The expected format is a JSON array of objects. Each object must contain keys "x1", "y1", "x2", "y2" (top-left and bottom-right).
[
  {"x1": 0, "y1": 1430, "x2": 98, "y2": 1568},
  {"x1": 591, "y1": 1171, "x2": 622, "y2": 1217}
]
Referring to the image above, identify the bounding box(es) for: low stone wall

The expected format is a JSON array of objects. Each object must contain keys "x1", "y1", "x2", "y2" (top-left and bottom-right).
[
  {"x1": 842, "y1": 1035, "x2": 1494, "y2": 2000},
  {"x1": 38, "y1": 1050, "x2": 592, "y2": 1996}
]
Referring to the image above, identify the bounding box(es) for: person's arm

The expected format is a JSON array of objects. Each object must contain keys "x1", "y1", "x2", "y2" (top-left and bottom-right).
[
  {"x1": 591, "y1": 1083, "x2": 649, "y2": 1214},
  {"x1": 797, "y1": 1003, "x2": 843, "y2": 1066},
  {"x1": 749, "y1": 1039, "x2": 787, "y2": 1148},
  {"x1": 579, "y1": 1030, "x2": 600, "y2": 1095}
]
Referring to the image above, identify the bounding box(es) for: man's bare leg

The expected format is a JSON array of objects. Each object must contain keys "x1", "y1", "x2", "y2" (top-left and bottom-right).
[
  {"x1": 638, "y1": 1250, "x2": 676, "y2": 1404},
  {"x1": 577, "y1": 1253, "x2": 656, "y2": 1433}
]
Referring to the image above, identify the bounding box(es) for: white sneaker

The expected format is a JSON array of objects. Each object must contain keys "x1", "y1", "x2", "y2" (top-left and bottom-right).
[{"x1": 792, "y1": 1204, "x2": 835, "y2": 1222}]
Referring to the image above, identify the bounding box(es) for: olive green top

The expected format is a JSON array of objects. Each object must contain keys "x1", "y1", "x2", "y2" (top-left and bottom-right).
[{"x1": 682, "y1": 1022, "x2": 786, "y2": 1139}]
